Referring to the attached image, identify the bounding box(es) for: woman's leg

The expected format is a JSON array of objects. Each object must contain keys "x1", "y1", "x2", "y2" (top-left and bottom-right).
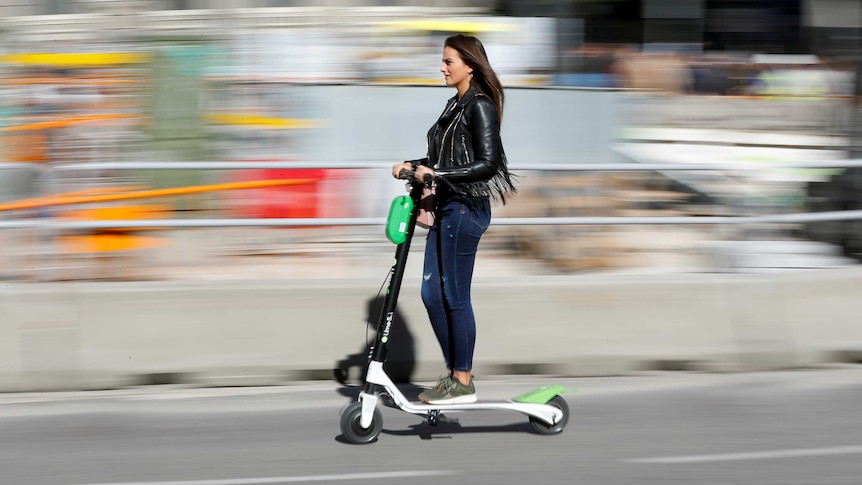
[
  {"x1": 428, "y1": 198, "x2": 491, "y2": 375},
  {"x1": 421, "y1": 219, "x2": 452, "y2": 370}
]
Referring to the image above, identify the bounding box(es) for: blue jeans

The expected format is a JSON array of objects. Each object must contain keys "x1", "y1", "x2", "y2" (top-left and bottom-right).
[{"x1": 420, "y1": 195, "x2": 491, "y2": 372}]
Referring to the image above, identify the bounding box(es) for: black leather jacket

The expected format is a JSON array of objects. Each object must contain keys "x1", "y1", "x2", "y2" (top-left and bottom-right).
[{"x1": 410, "y1": 84, "x2": 515, "y2": 202}]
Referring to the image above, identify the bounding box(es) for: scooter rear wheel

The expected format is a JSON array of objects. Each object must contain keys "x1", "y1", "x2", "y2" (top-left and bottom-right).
[
  {"x1": 340, "y1": 401, "x2": 383, "y2": 444},
  {"x1": 529, "y1": 395, "x2": 569, "y2": 435}
]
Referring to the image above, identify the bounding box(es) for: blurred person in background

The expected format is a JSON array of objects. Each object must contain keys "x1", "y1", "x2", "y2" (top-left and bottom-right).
[{"x1": 392, "y1": 34, "x2": 516, "y2": 405}]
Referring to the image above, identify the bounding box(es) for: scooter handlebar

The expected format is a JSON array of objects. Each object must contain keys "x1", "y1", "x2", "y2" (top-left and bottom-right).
[
  {"x1": 398, "y1": 168, "x2": 414, "y2": 180},
  {"x1": 398, "y1": 168, "x2": 434, "y2": 188}
]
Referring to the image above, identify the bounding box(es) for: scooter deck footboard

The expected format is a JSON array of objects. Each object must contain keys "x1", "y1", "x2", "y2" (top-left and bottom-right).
[{"x1": 396, "y1": 400, "x2": 564, "y2": 426}]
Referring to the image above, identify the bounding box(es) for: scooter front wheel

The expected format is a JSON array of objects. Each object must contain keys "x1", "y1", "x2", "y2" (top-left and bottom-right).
[
  {"x1": 340, "y1": 401, "x2": 383, "y2": 444},
  {"x1": 529, "y1": 395, "x2": 569, "y2": 435}
]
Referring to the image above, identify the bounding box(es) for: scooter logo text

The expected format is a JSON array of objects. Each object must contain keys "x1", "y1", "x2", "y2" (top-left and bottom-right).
[{"x1": 381, "y1": 312, "x2": 393, "y2": 343}]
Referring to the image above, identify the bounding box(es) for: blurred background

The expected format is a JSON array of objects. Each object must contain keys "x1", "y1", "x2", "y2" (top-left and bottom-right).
[
  {"x1": 4, "y1": 5, "x2": 862, "y2": 480},
  {"x1": 0, "y1": 0, "x2": 860, "y2": 282}
]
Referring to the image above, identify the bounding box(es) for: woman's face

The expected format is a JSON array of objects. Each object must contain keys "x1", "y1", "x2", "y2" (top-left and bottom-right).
[{"x1": 440, "y1": 46, "x2": 472, "y2": 94}]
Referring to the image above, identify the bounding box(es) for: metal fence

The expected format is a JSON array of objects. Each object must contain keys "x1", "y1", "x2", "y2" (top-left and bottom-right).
[
  {"x1": 1, "y1": 158, "x2": 861, "y2": 281},
  {"x1": 2, "y1": 159, "x2": 862, "y2": 227}
]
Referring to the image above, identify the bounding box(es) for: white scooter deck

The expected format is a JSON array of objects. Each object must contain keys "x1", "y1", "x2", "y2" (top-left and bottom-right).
[{"x1": 361, "y1": 361, "x2": 565, "y2": 427}]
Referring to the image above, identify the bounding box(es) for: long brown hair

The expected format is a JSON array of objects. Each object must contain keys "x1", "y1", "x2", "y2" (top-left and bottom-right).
[
  {"x1": 444, "y1": 34, "x2": 504, "y2": 119},
  {"x1": 444, "y1": 33, "x2": 516, "y2": 204}
]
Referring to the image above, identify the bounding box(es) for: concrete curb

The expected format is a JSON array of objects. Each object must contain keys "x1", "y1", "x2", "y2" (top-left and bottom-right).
[{"x1": 1, "y1": 267, "x2": 861, "y2": 392}]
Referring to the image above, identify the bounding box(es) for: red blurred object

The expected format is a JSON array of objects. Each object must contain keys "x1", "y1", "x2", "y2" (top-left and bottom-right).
[{"x1": 228, "y1": 161, "x2": 326, "y2": 219}]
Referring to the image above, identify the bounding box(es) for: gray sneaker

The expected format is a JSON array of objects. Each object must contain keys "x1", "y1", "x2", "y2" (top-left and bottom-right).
[
  {"x1": 419, "y1": 376, "x2": 477, "y2": 404},
  {"x1": 418, "y1": 374, "x2": 450, "y2": 401},
  {"x1": 432, "y1": 373, "x2": 450, "y2": 389}
]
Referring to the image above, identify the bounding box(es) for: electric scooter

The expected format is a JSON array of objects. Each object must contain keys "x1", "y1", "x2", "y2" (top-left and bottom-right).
[{"x1": 339, "y1": 170, "x2": 570, "y2": 444}]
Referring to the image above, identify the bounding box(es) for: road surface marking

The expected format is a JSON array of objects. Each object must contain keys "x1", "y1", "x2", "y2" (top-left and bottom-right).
[
  {"x1": 627, "y1": 445, "x2": 862, "y2": 464},
  {"x1": 74, "y1": 470, "x2": 454, "y2": 485}
]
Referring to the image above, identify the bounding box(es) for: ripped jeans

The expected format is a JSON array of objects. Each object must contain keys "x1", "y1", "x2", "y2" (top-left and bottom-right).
[{"x1": 420, "y1": 195, "x2": 491, "y2": 372}]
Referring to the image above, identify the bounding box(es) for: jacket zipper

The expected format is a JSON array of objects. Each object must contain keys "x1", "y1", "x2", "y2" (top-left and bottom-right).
[
  {"x1": 460, "y1": 134, "x2": 470, "y2": 166},
  {"x1": 437, "y1": 93, "x2": 476, "y2": 167},
  {"x1": 439, "y1": 110, "x2": 461, "y2": 167}
]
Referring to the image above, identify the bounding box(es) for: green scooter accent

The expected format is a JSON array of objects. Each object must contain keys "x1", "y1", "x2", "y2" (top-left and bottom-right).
[
  {"x1": 512, "y1": 385, "x2": 568, "y2": 404},
  {"x1": 385, "y1": 195, "x2": 414, "y2": 245}
]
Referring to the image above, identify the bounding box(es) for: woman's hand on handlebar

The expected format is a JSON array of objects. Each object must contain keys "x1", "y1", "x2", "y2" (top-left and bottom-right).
[
  {"x1": 392, "y1": 162, "x2": 413, "y2": 179},
  {"x1": 414, "y1": 165, "x2": 435, "y2": 185},
  {"x1": 392, "y1": 162, "x2": 434, "y2": 185}
]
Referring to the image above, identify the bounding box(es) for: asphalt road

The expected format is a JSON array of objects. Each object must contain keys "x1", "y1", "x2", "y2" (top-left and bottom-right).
[{"x1": 2, "y1": 367, "x2": 862, "y2": 485}]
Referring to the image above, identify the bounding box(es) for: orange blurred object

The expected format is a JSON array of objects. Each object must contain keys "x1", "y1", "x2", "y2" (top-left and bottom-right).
[{"x1": 59, "y1": 204, "x2": 171, "y2": 253}]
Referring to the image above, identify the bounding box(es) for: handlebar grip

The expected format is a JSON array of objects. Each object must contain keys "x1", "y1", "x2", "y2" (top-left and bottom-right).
[
  {"x1": 398, "y1": 168, "x2": 415, "y2": 180},
  {"x1": 423, "y1": 173, "x2": 433, "y2": 187}
]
